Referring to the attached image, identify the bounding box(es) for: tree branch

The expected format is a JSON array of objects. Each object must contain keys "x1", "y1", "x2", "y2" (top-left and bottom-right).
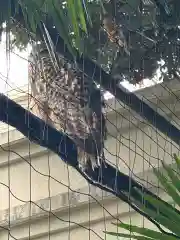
[
  {"x1": 43, "y1": 23, "x2": 180, "y2": 147},
  {"x1": 0, "y1": 93, "x2": 179, "y2": 237}
]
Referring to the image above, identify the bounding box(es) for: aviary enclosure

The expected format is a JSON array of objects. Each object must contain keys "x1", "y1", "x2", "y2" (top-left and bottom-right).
[{"x1": 0, "y1": 0, "x2": 180, "y2": 239}]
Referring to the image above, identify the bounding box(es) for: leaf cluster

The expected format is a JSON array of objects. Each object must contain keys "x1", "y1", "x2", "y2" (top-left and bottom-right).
[
  {"x1": 0, "y1": 0, "x2": 180, "y2": 84},
  {"x1": 105, "y1": 154, "x2": 180, "y2": 239}
]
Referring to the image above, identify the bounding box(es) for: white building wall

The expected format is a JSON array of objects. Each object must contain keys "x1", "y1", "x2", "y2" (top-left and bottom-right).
[{"x1": 0, "y1": 81, "x2": 180, "y2": 239}]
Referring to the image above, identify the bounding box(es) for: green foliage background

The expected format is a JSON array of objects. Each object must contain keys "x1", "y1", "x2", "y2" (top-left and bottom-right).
[{"x1": 1, "y1": 0, "x2": 180, "y2": 85}]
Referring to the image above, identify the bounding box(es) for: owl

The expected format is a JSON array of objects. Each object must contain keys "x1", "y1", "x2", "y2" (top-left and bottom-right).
[{"x1": 28, "y1": 42, "x2": 107, "y2": 171}]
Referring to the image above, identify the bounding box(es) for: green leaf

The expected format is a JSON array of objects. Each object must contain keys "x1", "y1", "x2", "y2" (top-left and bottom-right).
[
  {"x1": 161, "y1": 161, "x2": 180, "y2": 195},
  {"x1": 142, "y1": 205, "x2": 180, "y2": 235},
  {"x1": 132, "y1": 189, "x2": 180, "y2": 235},
  {"x1": 112, "y1": 222, "x2": 179, "y2": 240},
  {"x1": 105, "y1": 231, "x2": 154, "y2": 240},
  {"x1": 67, "y1": 0, "x2": 80, "y2": 48},
  {"x1": 106, "y1": 157, "x2": 180, "y2": 240},
  {"x1": 19, "y1": 0, "x2": 81, "y2": 55},
  {"x1": 50, "y1": 0, "x2": 77, "y2": 56},
  {"x1": 76, "y1": 0, "x2": 87, "y2": 33},
  {"x1": 173, "y1": 154, "x2": 180, "y2": 172},
  {"x1": 81, "y1": 0, "x2": 92, "y2": 27},
  {"x1": 133, "y1": 187, "x2": 180, "y2": 225},
  {"x1": 153, "y1": 167, "x2": 180, "y2": 207}
]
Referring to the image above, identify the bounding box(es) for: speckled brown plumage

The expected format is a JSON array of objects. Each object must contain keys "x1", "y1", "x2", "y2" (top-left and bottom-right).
[{"x1": 28, "y1": 43, "x2": 107, "y2": 170}]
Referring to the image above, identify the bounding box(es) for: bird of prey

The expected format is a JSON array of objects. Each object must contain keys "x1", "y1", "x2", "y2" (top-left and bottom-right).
[{"x1": 28, "y1": 42, "x2": 107, "y2": 171}]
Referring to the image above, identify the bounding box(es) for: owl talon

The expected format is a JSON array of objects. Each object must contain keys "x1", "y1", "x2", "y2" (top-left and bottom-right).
[{"x1": 79, "y1": 163, "x2": 87, "y2": 172}]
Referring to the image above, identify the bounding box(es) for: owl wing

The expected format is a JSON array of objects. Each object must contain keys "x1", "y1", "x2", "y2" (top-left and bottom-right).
[
  {"x1": 28, "y1": 44, "x2": 107, "y2": 162},
  {"x1": 28, "y1": 50, "x2": 53, "y2": 126}
]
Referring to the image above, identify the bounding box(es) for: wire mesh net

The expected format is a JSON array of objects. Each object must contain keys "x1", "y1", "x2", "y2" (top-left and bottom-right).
[{"x1": 0, "y1": 1, "x2": 180, "y2": 240}]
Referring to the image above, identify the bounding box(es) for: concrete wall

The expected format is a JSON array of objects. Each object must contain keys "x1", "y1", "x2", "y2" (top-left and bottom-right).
[{"x1": 0, "y1": 81, "x2": 180, "y2": 239}]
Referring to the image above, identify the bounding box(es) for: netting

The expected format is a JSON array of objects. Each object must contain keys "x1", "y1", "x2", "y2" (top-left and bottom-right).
[{"x1": 0, "y1": 1, "x2": 180, "y2": 240}]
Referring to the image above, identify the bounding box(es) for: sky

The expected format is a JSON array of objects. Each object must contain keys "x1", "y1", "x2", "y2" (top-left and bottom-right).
[
  {"x1": 0, "y1": 34, "x2": 29, "y2": 94},
  {"x1": 0, "y1": 32, "x2": 163, "y2": 97}
]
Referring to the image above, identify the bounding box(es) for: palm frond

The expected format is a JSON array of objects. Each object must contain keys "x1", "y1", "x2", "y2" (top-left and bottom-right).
[
  {"x1": 0, "y1": 0, "x2": 92, "y2": 55},
  {"x1": 105, "y1": 154, "x2": 180, "y2": 239}
]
